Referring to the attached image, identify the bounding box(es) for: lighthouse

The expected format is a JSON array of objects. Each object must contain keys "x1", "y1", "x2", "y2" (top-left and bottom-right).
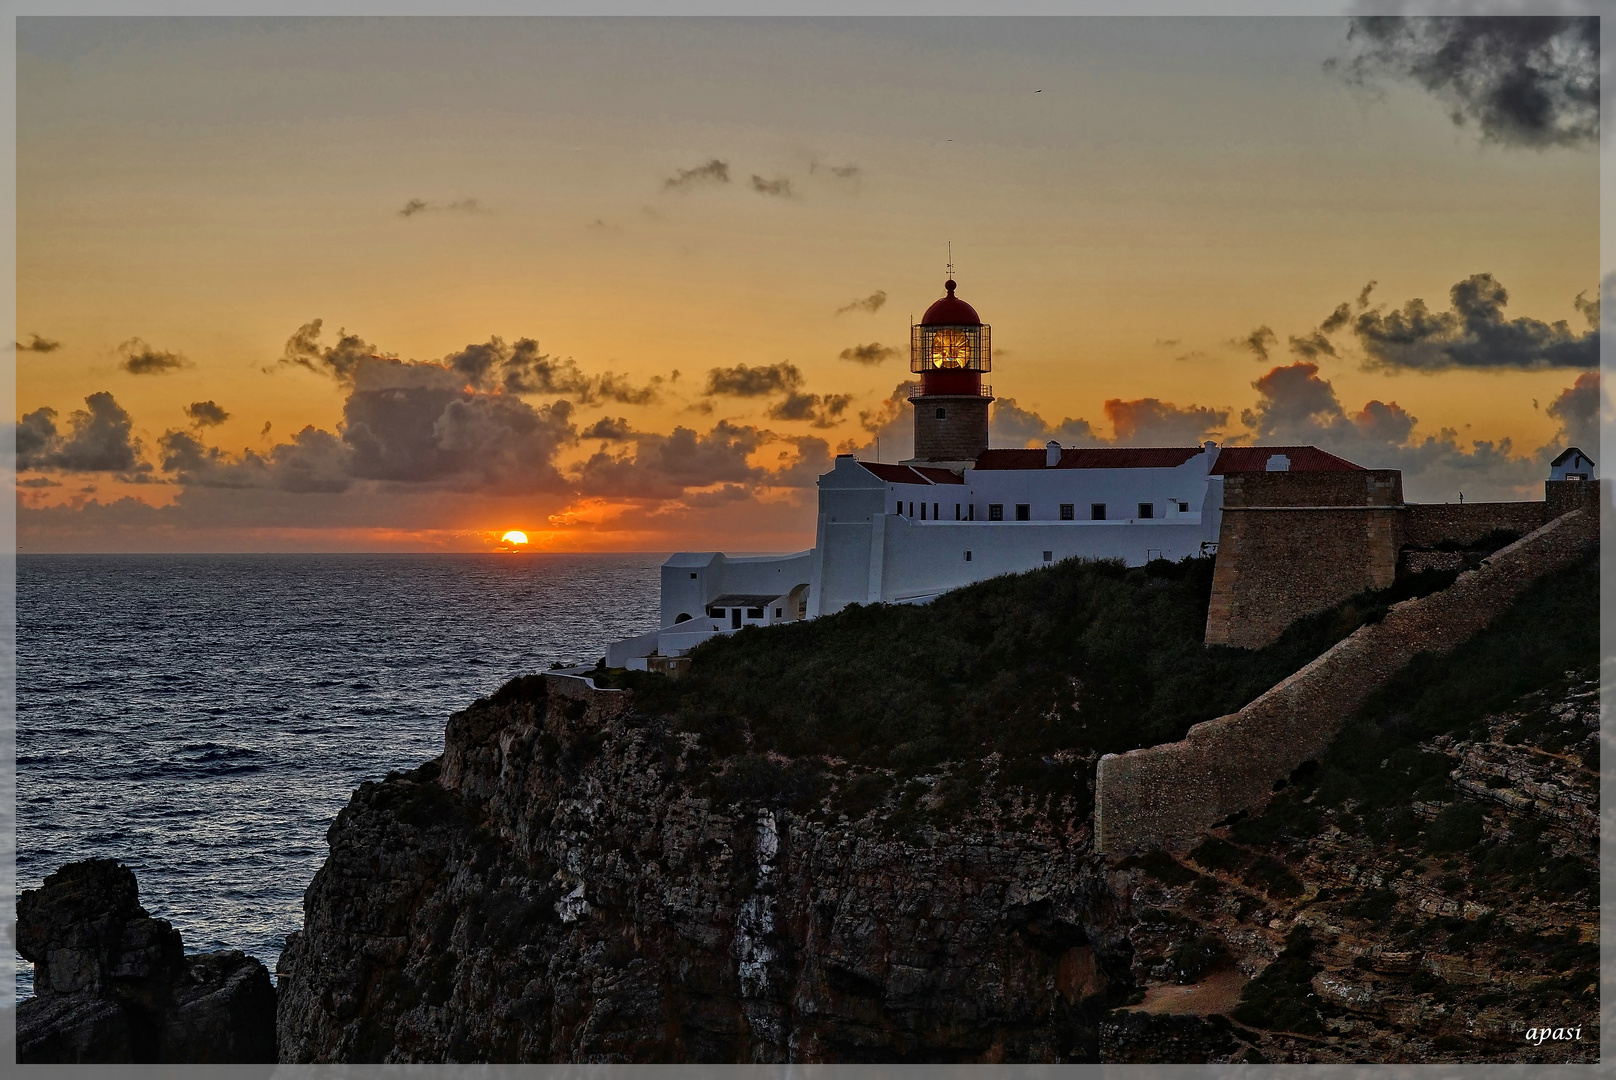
[{"x1": 903, "y1": 278, "x2": 993, "y2": 468}]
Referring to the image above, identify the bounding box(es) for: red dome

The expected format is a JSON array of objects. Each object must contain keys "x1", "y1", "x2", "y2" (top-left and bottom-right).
[{"x1": 920, "y1": 279, "x2": 981, "y2": 326}]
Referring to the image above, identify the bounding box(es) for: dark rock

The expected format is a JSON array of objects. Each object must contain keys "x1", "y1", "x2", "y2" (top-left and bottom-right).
[{"x1": 16, "y1": 858, "x2": 276, "y2": 1063}]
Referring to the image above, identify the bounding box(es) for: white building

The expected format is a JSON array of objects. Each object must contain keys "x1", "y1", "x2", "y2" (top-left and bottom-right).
[{"x1": 606, "y1": 278, "x2": 1367, "y2": 668}]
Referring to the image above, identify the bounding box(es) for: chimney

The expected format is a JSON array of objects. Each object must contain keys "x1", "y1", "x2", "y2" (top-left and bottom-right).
[{"x1": 1046, "y1": 441, "x2": 1062, "y2": 468}]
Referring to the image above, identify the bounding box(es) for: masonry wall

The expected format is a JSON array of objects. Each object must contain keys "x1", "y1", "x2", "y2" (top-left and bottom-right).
[
  {"x1": 911, "y1": 395, "x2": 990, "y2": 463},
  {"x1": 1401, "y1": 502, "x2": 1551, "y2": 548},
  {"x1": 1095, "y1": 506, "x2": 1598, "y2": 854},
  {"x1": 1204, "y1": 470, "x2": 1404, "y2": 649}
]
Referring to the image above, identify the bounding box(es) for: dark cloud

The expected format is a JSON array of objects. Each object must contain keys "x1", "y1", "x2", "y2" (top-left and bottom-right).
[
  {"x1": 1352, "y1": 273, "x2": 1596, "y2": 371},
  {"x1": 184, "y1": 400, "x2": 230, "y2": 427},
  {"x1": 278, "y1": 320, "x2": 382, "y2": 381},
  {"x1": 160, "y1": 425, "x2": 353, "y2": 494},
  {"x1": 1240, "y1": 325, "x2": 1277, "y2": 362},
  {"x1": 835, "y1": 291, "x2": 888, "y2": 316},
  {"x1": 118, "y1": 337, "x2": 188, "y2": 376},
  {"x1": 282, "y1": 322, "x2": 661, "y2": 404},
  {"x1": 767, "y1": 391, "x2": 852, "y2": 429},
  {"x1": 1546, "y1": 372, "x2": 1599, "y2": 452},
  {"x1": 15, "y1": 334, "x2": 61, "y2": 353},
  {"x1": 838, "y1": 342, "x2": 898, "y2": 365},
  {"x1": 399, "y1": 197, "x2": 483, "y2": 217},
  {"x1": 571, "y1": 421, "x2": 765, "y2": 499},
  {"x1": 17, "y1": 476, "x2": 61, "y2": 488},
  {"x1": 987, "y1": 398, "x2": 1097, "y2": 449},
  {"x1": 581, "y1": 416, "x2": 634, "y2": 441},
  {"x1": 663, "y1": 159, "x2": 730, "y2": 191},
  {"x1": 1239, "y1": 359, "x2": 1553, "y2": 501},
  {"x1": 1318, "y1": 303, "x2": 1354, "y2": 334},
  {"x1": 17, "y1": 392, "x2": 150, "y2": 475},
  {"x1": 1288, "y1": 330, "x2": 1337, "y2": 360},
  {"x1": 1104, "y1": 398, "x2": 1229, "y2": 445},
  {"x1": 704, "y1": 361, "x2": 803, "y2": 398},
  {"x1": 1334, "y1": 16, "x2": 1598, "y2": 148},
  {"x1": 750, "y1": 175, "x2": 794, "y2": 198}
]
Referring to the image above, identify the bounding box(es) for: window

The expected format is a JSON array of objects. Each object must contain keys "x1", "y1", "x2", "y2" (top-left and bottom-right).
[
  {"x1": 955, "y1": 504, "x2": 961, "y2": 520},
  {"x1": 909, "y1": 501, "x2": 914, "y2": 517},
  {"x1": 921, "y1": 502, "x2": 927, "y2": 520},
  {"x1": 774, "y1": 608, "x2": 782, "y2": 618},
  {"x1": 988, "y1": 504, "x2": 1004, "y2": 521},
  {"x1": 1138, "y1": 502, "x2": 1154, "y2": 519},
  {"x1": 965, "y1": 550, "x2": 972, "y2": 561},
  {"x1": 933, "y1": 502, "x2": 939, "y2": 519},
  {"x1": 707, "y1": 606, "x2": 723, "y2": 618},
  {"x1": 969, "y1": 504, "x2": 975, "y2": 520},
  {"x1": 1015, "y1": 504, "x2": 1030, "y2": 521},
  {"x1": 1043, "y1": 551, "x2": 1053, "y2": 562},
  {"x1": 690, "y1": 572, "x2": 698, "y2": 579},
  {"x1": 731, "y1": 609, "x2": 742, "y2": 629},
  {"x1": 895, "y1": 502, "x2": 902, "y2": 515},
  {"x1": 1091, "y1": 503, "x2": 1106, "y2": 520},
  {"x1": 1178, "y1": 501, "x2": 1190, "y2": 513},
  {"x1": 675, "y1": 612, "x2": 692, "y2": 623},
  {"x1": 936, "y1": 407, "x2": 947, "y2": 419},
  {"x1": 1059, "y1": 503, "x2": 1074, "y2": 521},
  {"x1": 747, "y1": 607, "x2": 764, "y2": 619}
]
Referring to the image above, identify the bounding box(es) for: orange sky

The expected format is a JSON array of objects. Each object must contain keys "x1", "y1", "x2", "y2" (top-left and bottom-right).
[{"x1": 14, "y1": 17, "x2": 1601, "y2": 552}]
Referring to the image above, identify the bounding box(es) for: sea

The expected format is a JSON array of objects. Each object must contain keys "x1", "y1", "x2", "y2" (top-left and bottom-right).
[{"x1": 14, "y1": 553, "x2": 664, "y2": 1002}]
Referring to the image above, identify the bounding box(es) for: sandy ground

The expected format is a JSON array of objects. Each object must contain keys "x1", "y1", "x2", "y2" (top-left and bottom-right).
[{"x1": 1136, "y1": 967, "x2": 1249, "y2": 1016}]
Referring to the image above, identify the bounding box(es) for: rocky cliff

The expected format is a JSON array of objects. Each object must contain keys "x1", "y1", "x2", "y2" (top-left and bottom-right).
[
  {"x1": 17, "y1": 859, "x2": 278, "y2": 1063},
  {"x1": 275, "y1": 551, "x2": 1598, "y2": 1064},
  {"x1": 276, "y1": 674, "x2": 1133, "y2": 1062}
]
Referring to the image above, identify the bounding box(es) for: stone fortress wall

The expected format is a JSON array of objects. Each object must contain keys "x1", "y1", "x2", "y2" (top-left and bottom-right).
[
  {"x1": 1204, "y1": 473, "x2": 1586, "y2": 649},
  {"x1": 1096, "y1": 486, "x2": 1600, "y2": 854}
]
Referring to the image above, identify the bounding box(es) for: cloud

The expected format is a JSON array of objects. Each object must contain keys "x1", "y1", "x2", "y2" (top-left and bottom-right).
[
  {"x1": 663, "y1": 159, "x2": 730, "y2": 191},
  {"x1": 280, "y1": 321, "x2": 661, "y2": 404},
  {"x1": 118, "y1": 337, "x2": 188, "y2": 375},
  {"x1": 581, "y1": 416, "x2": 634, "y2": 441},
  {"x1": 767, "y1": 391, "x2": 852, "y2": 429},
  {"x1": 835, "y1": 290, "x2": 888, "y2": 316},
  {"x1": 1288, "y1": 330, "x2": 1337, "y2": 360},
  {"x1": 1104, "y1": 398, "x2": 1229, "y2": 445},
  {"x1": 1351, "y1": 273, "x2": 1596, "y2": 371},
  {"x1": 17, "y1": 391, "x2": 151, "y2": 475},
  {"x1": 1545, "y1": 371, "x2": 1599, "y2": 451},
  {"x1": 811, "y1": 161, "x2": 861, "y2": 180},
  {"x1": 15, "y1": 334, "x2": 61, "y2": 353},
  {"x1": 1240, "y1": 325, "x2": 1277, "y2": 362},
  {"x1": 750, "y1": 175, "x2": 794, "y2": 198},
  {"x1": 988, "y1": 397, "x2": 1098, "y2": 448},
  {"x1": 571, "y1": 420, "x2": 766, "y2": 500},
  {"x1": 839, "y1": 341, "x2": 898, "y2": 365},
  {"x1": 398, "y1": 197, "x2": 484, "y2": 217},
  {"x1": 1333, "y1": 16, "x2": 1598, "y2": 148},
  {"x1": 1239, "y1": 359, "x2": 1558, "y2": 501},
  {"x1": 704, "y1": 361, "x2": 803, "y2": 398},
  {"x1": 184, "y1": 400, "x2": 230, "y2": 427}
]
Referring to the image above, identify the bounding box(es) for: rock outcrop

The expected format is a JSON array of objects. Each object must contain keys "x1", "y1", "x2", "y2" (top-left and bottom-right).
[
  {"x1": 275, "y1": 675, "x2": 1136, "y2": 1062},
  {"x1": 17, "y1": 859, "x2": 277, "y2": 1064}
]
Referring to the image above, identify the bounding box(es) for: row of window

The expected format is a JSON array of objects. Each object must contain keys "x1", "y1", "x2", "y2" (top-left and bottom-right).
[{"x1": 896, "y1": 500, "x2": 1191, "y2": 521}]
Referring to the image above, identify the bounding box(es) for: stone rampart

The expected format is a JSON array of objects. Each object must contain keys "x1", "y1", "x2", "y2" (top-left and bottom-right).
[
  {"x1": 1205, "y1": 470, "x2": 1404, "y2": 649},
  {"x1": 1401, "y1": 502, "x2": 1551, "y2": 548},
  {"x1": 1097, "y1": 506, "x2": 1598, "y2": 854}
]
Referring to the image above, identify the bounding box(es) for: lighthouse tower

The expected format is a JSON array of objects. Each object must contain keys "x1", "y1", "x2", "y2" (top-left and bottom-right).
[{"x1": 903, "y1": 277, "x2": 992, "y2": 468}]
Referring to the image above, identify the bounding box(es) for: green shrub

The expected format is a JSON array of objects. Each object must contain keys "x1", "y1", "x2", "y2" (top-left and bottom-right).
[
  {"x1": 837, "y1": 772, "x2": 890, "y2": 819},
  {"x1": 1231, "y1": 926, "x2": 1323, "y2": 1034},
  {"x1": 1425, "y1": 802, "x2": 1486, "y2": 853},
  {"x1": 713, "y1": 754, "x2": 822, "y2": 810}
]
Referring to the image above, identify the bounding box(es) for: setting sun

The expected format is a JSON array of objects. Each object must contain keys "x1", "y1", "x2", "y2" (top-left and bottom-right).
[{"x1": 501, "y1": 531, "x2": 529, "y2": 546}]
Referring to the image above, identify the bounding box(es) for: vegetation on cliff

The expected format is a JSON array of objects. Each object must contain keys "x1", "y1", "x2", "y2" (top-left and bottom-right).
[{"x1": 617, "y1": 556, "x2": 1458, "y2": 774}]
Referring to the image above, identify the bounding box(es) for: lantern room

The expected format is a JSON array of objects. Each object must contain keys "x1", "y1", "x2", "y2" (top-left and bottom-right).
[
  {"x1": 905, "y1": 278, "x2": 995, "y2": 466},
  {"x1": 911, "y1": 279, "x2": 992, "y2": 398}
]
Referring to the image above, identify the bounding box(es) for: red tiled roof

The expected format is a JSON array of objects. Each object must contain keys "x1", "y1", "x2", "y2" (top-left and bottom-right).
[
  {"x1": 972, "y1": 447, "x2": 1205, "y2": 471},
  {"x1": 859, "y1": 462, "x2": 936, "y2": 485},
  {"x1": 1208, "y1": 446, "x2": 1365, "y2": 474},
  {"x1": 910, "y1": 466, "x2": 966, "y2": 485}
]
